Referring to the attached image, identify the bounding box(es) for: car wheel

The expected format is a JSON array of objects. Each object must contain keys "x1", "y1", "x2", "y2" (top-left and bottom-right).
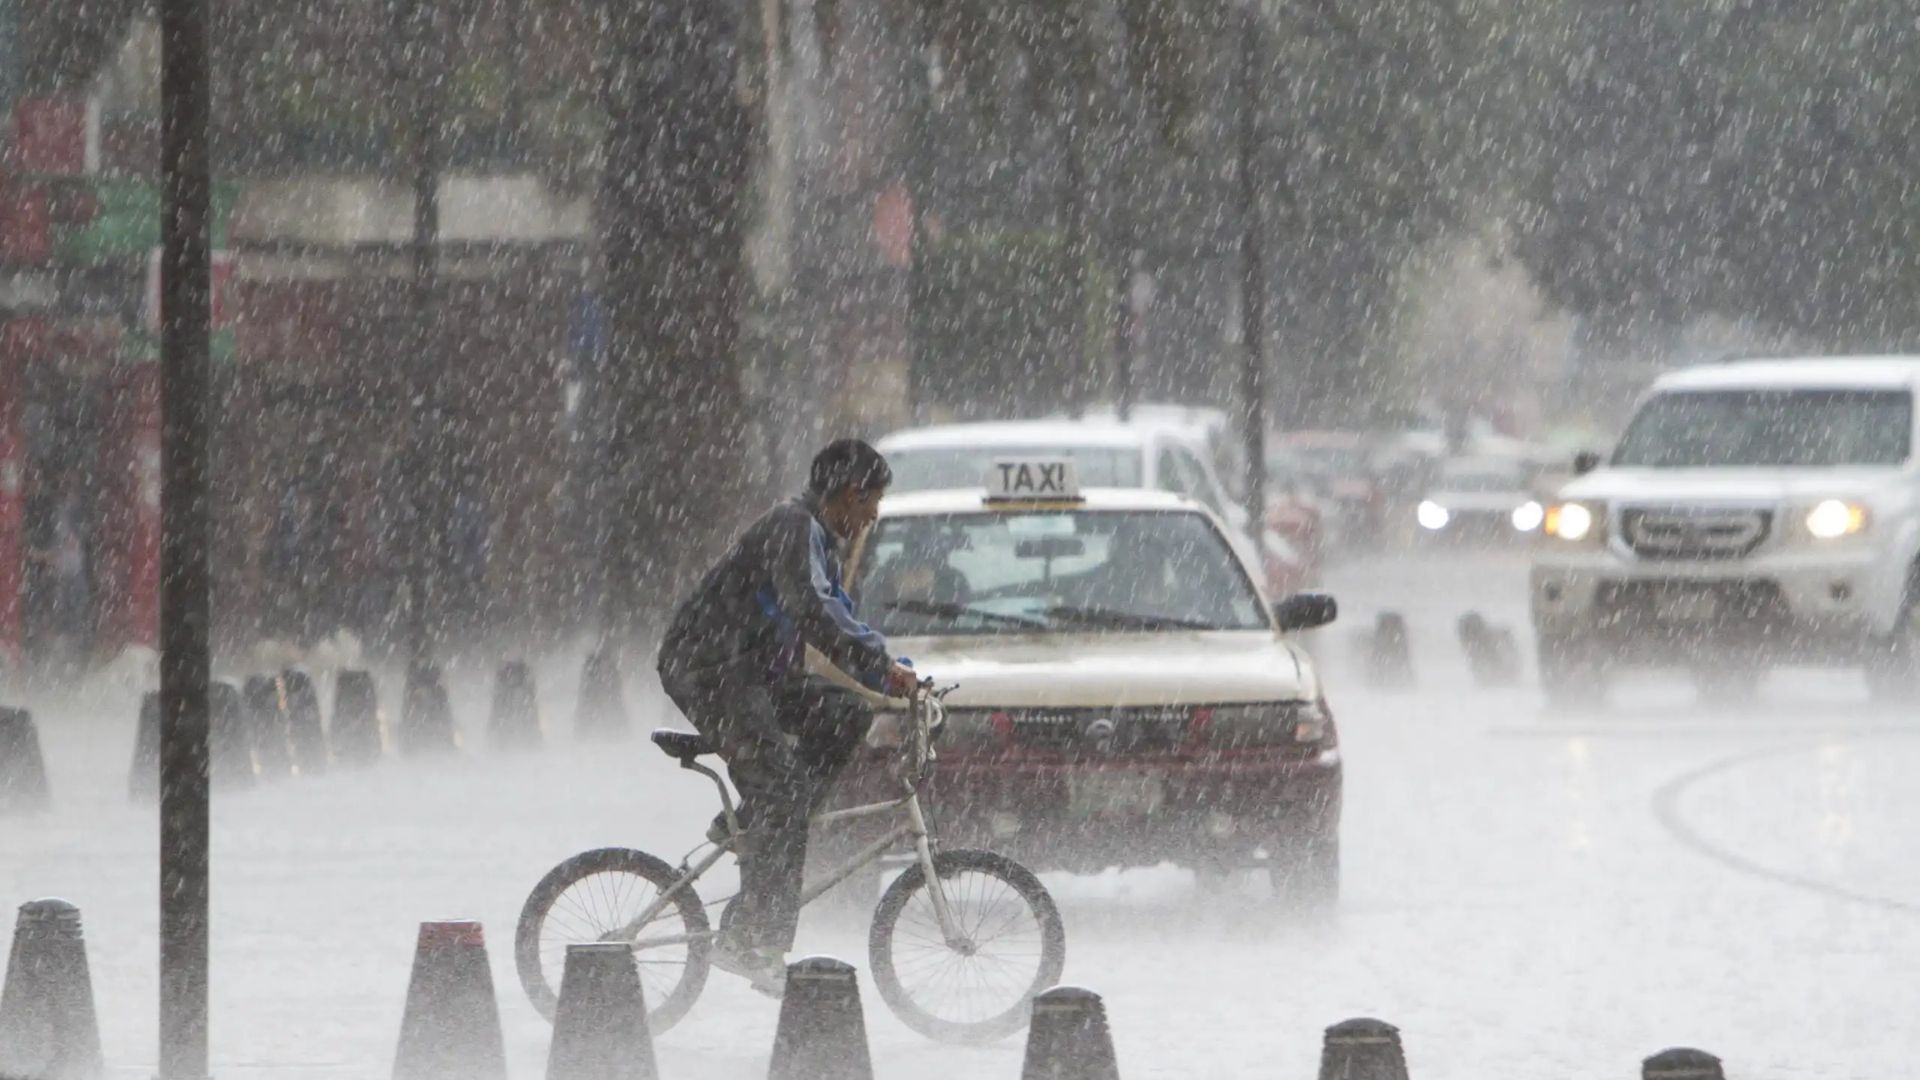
[
  {"x1": 1269, "y1": 832, "x2": 1338, "y2": 911},
  {"x1": 1538, "y1": 632, "x2": 1605, "y2": 706}
]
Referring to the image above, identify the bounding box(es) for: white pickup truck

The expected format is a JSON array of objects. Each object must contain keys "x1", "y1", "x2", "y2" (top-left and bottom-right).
[{"x1": 1531, "y1": 356, "x2": 1920, "y2": 701}]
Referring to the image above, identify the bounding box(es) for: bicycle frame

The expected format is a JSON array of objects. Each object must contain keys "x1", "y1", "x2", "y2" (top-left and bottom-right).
[{"x1": 614, "y1": 686, "x2": 969, "y2": 952}]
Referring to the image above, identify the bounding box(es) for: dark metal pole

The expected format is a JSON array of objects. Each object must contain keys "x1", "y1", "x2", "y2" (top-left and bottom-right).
[
  {"x1": 905, "y1": 7, "x2": 935, "y2": 426},
  {"x1": 1114, "y1": 250, "x2": 1141, "y2": 421},
  {"x1": 1061, "y1": 98, "x2": 1088, "y2": 418},
  {"x1": 400, "y1": 0, "x2": 442, "y2": 663},
  {"x1": 158, "y1": 0, "x2": 213, "y2": 1074},
  {"x1": 1237, "y1": 7, "x2": 1269, "y2": 529}
]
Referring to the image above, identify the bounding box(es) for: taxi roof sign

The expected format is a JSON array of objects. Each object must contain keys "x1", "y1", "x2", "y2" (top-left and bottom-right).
[{"x1": 985, "y1": 457, "x2": 1083, "y2": 502}]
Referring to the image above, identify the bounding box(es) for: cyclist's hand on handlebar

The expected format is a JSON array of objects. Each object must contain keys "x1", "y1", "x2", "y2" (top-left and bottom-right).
[{"x1": 884, "y1": 662, "x2": 920, "y2": 697}]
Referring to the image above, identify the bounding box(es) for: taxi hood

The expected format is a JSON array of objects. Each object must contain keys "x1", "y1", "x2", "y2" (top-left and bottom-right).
[
  {"x1": 1558, "y1": 466, "x2": 1904, "y2": 505},
  {"x1": 897, "y1": 631, "x2": 1318, "y2": 708}
]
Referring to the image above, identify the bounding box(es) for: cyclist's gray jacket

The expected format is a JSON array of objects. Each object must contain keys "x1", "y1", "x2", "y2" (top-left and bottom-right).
[{"x1": 657, "y1": 494, "x2": 892, "y2": 693}]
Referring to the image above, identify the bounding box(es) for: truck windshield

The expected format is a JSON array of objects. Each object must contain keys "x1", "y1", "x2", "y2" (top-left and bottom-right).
[
  {"x1": 1612, "y1": 389, "x2": 1913, "y2": 468},
  {"x1": 855, "y1": 510, "x2": 1270, "y2": 636}
]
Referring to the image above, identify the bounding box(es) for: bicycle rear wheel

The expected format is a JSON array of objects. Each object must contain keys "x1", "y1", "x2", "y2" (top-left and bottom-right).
[
  {"x1": 869, "y1": 848, "x2": 1066, "y2": 1043},
  {"x1": 514, "y1": 847, "x2": 711, "y2": 1032}
]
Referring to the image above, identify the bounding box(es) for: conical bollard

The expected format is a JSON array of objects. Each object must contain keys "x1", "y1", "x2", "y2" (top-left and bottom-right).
[
  {"x1": 488, "y1": 660, "x2": 543, "y2": 751},
  {"x1": 0, "y1": 899, "x2": 103, "y2": 1080},
  {"x1": 545, "y1": 943, "x2": 657, "y2": 1080},
  {"x1": 400, "y1": 660, "x2": 459, "y2": 755},
  {"x1": 770, "y1": 956, "x2": 871, "y2": 1080},
  {"x1": 331, "y1": 669, "x2": 384, "y2": 766},
  {"x1": 129, "y1": 690, "x2": 161, "y2": 800},
  {"x1": 1020, "y1": 985, "x2": 1118, "y2": 1080},
  {"x1": 209, "y1": 679, "x2": 256, "y2": 789},
  {"x1": 1317, "y1": 1017, "x2": 1409, "y2": 1080},
  {"x1": 1457, "y1": 612, "x2": 1521, "y2": 688},
  {"x1": 0, "y1": 707, "x2": 50, "y2": 814},
  {"x1": 393, "y1": 920, "x2": 507, "y2": 1080},
  {"x1": 244, "y1": 673, "x2": 294, "y2": 780},
  {"x1": 1643, "y1": 1048, "x2": 1725, "y2": 1080},
  {"x1": 1363, "y1": 612, "x2": 1415, "y2": 691},
  {"x1": 575, "y1": 645, "x2": 629, "y2": 739},
  {"x1": 281, "y1": 668, "x2": 329, "y2": 774}
]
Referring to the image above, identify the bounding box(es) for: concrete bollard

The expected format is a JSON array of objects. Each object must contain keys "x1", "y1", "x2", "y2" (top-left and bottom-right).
[
  {"x1": 243, "y1": 673, "x2": 294, "y2": 780},
  {"x1": 0, "y1": 707, "x2": 50, "y2": 814},
  {"x1": 769, "y1": 956, "x2": 871, "y2": 1080},
  {"x1": 575, "y1": 645, "x2": 629, "y2": 739},
  {"x1": 0, "y1": 899, "x2": 103, "y2": 1080},
  {"x1": 1317, "y1": 1017, "x2": 1409, "y2": 1080},
  {"x1": 281, "y1": 668, "x2": 329, "y2": 775},
  {"x1": 331, "y1": 669, "x2": 385, "y2": 766},
  {"x1": 209, "y1": 680, "x2": 257, "y2": 789},
  {"x1": 1363, "y1": 612, "x2": 1416, "y2": 691},
  {"x1": 545, "y1": 942, "x2": 657, "y2": 1080},
  {"x1": 129, "y1": 690, "x2": 161, "y2": 800},
  {"x1": 1020, "y1": 985, "x2": 1118, "y2": 1080},
  {"x1": 1457, "y1": 611, "x2": 1522, "y2": 688},
  {"x1": 488, "y1": 659, "x2": 543, "y2": 751},
  {"x1": 400, "y1": 660, "x2": 459, "y2": 755},
  {"x1": 393, "y1": 920, "x2": 507, "y2": 1080},
  {"x1": 1642, "y1": 1048, "x2": 1725, "y2": 1080}
]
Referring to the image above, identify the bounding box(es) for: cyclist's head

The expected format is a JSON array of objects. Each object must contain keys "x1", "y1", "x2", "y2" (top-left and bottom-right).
[{"x1": 810, "y1": 439, "x2": 892, "y2": 538}]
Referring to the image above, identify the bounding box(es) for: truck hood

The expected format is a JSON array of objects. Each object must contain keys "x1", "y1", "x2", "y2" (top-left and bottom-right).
[
  {"x1": 1558, "y1": 467, "x2": 1902, "y2": 505},
  {"x1": 894, "y1": 631, "x2": 1316, "y2": 708}
]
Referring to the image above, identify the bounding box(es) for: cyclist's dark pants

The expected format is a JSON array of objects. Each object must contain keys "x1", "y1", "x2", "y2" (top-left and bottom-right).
[{"x1": 662, "y1": 671, "x2": 871, "y2": 952}]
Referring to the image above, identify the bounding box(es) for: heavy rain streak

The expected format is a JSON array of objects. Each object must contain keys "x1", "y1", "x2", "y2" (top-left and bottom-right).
[{"x1": 1, "y1": 2, "x2": 1917, "y2": 1078}]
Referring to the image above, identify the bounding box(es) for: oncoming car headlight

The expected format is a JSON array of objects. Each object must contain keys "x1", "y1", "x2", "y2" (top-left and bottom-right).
[
  {"x1": 1805, "y1": 499, "x2": 1868, "y2": 540},
  {"x1": 1544, "y1": 501, "x2": 1599, "y2": 543},
  {"x1": 1416, "y1": 500, "x2": 1451, "y2": 531},
  {"x1": 1205, "y1": 701, "x2": 1334, "y2": 750},
  {"x1": 1511, "y1": 501, "x2": 1545, "y2": 533}
]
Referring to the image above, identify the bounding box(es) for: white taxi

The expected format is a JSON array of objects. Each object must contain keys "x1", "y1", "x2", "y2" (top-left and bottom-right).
[{"x1": 839, "y1": 460, "x2": 1344, "y2": 904}]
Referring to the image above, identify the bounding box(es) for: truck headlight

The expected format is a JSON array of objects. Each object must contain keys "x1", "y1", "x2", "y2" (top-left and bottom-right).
[
  {"x1": 1545, "y1": 501, "x2": 1598, "y2": 542},
  {"x1": 1805, "y1": 499, "x2": 1868, "y2": 540},
  {"x1": 1511, "y1": 501, "x2": 1545, "y2": 533}
]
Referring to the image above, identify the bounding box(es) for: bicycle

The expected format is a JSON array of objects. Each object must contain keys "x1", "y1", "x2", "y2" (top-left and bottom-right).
[{"x1": 513, "y1": 680, "x2": 1068, "y2": 1044}]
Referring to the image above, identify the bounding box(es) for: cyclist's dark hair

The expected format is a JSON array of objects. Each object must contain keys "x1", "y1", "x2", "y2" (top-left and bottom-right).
[{"x1": 809, "y1": 438, "x2": 892, "y2": 497}]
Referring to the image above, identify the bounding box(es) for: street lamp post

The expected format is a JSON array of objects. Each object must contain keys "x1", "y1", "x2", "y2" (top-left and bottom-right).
[
  {"x1": 1237, "y1": 5, "x2": 1270, "y2": 530},
  {"x1": 157, "y1": 0, "x2": 213, "y2": 1075}
]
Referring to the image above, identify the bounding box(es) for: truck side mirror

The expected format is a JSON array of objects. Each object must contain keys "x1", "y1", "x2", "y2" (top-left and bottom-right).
[{"x1": 1572, "y1": 450, "x2": 1602, "y2": 476}]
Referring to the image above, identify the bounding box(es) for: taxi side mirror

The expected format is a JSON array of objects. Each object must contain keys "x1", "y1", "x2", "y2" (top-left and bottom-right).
[
  {"x1": 1572, "y1": 450, "x2": 1602, "y2": 476},
  {"x1": 1275, "y1": 591, "x2": 1338, "y2": 632}
]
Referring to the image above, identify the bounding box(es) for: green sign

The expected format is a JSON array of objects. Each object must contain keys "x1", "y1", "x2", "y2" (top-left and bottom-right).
[{"x1": 53, "y1": 178, "x2": 238, "y2": 263}]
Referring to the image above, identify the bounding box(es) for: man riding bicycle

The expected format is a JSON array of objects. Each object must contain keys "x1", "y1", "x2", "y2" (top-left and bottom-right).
[{"x1": 656, "y1": 438, "x2": 917, "y2": 997}]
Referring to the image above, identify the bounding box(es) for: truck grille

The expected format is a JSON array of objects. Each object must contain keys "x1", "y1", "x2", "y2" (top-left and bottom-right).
[{"x1": 1621, "y1": 507, "x2": 1770, "y2": 560}]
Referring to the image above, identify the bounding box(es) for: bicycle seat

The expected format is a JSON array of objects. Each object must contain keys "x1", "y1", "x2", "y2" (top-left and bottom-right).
[{"x1": 651, "y1": 729, "x2": 717, "y2": 761}]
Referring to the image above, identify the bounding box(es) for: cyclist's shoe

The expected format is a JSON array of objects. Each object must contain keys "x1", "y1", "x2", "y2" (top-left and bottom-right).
[{"x1": 710, "y1": 941, "x2": 786, "y2": 998}]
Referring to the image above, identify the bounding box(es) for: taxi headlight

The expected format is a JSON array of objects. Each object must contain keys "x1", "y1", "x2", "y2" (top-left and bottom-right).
[
  {"x1": 1207, "y1": 701, "x2": 1332, "y2": 750},
  {"x1": 1806, "y1": 499, "x2": 1868, "y2": 540},
  {"x1": 1416, "y1": 500, "x2": 1451, "y2": 531},
  {"x1": 1545, "y1": 501, "x2": 1598, "y2": 543},
  {"x1": 1511, "y1": 501, "x2": 1545, "y2": 533}
]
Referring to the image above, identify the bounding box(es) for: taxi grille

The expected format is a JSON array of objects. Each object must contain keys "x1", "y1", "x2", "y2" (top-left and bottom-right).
[
  {"x1": 1621, "y1": 506, "x2": 1770, "y2": 560},
  {"x1": 1006, "y1": 707, "x2": 1191, "y2": 753}
]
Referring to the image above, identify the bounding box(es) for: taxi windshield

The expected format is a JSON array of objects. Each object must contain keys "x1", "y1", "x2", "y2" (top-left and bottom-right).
[
  {"x1": 886, "y1": 446, "x2": 1142, "y2": 492},
  {"x1": 855, "y1": 509, "x2": 1270, "y2": 636}
]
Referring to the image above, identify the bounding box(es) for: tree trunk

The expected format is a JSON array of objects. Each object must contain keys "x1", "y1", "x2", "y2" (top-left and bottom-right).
[{"x1": 600, "y1": 0, "x2": 756, "y2": 643}]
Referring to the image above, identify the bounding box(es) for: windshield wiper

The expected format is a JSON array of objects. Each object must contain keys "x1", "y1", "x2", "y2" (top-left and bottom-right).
[
  {"x1": 880, "y1": 599, "x2": 1049, "y2": 630},
  {"x1": 1042, "y1": 604, "x2": 1215, "y2": 632}
]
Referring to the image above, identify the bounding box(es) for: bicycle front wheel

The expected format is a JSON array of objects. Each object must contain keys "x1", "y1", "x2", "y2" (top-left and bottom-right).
[
  {"x1": 869, "y1": 848, "x2": 1066, "y2": 1043},
  {"x1": 514, "y1": 847, "x2": 711, "y2": 1033}
]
